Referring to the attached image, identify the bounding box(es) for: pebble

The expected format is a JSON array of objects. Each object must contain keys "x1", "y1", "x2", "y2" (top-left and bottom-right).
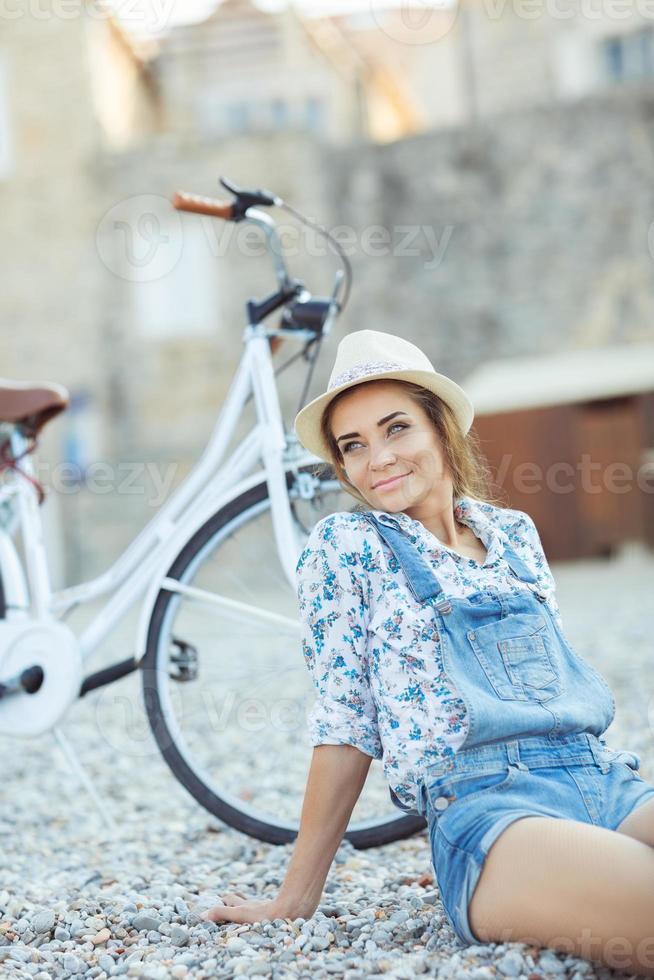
[
  {"x1": 31, "y1": 911, "x2": 55, "y2": 935},
  {"x1": 169, "y1": 925, "x2": 189, "y2": 946},
  {"x1": 497, "y1": 951, "x2": 525, "y2": 975},
  {"x1": 131, "y1": 912, "x2": 161, "y2": 932},
  {"x1": 0, "y1": 550, "x2": 647, "y2": 979},
  {"x1": 7, "y1": 948, "x2": 29, "y2": 962},
  {"x1": 539, "y1": 951, "x2": 567, "y2": 972}
]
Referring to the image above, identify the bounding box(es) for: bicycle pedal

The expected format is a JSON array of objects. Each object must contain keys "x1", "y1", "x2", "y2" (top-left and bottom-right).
[{"x1": 169, "y1": 637, "x2": 198, "y2": 682}]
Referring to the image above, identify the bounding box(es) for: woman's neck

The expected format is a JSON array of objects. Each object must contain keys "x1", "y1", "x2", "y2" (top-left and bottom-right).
[{"x1": 405, "y1": 500, "x2": 464, "y2": 549}]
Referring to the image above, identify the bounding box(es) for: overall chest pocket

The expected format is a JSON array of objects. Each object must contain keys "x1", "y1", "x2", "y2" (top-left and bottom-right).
[{"x1": 467, "y1": 613, "x2": 563, "y2": 703}]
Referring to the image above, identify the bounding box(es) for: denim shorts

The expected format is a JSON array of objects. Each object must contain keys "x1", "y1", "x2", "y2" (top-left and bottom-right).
[{"x1": 416, "y1": 732, "x2": 654, "y2": 946}]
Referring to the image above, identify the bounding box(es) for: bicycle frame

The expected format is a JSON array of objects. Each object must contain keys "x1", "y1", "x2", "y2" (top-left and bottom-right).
[{"x1": 0, "y1": 321, "x2": 322, "y2": 672}]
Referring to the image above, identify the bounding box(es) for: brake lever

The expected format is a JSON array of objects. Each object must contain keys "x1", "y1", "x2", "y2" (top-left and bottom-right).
[{"x1": 219, "y1": 176, "x2": 281, "y2": 215}]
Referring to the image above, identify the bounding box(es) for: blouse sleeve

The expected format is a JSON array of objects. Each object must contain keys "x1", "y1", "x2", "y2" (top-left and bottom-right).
[
  {"x1": 295, "y1": 514, "x2": 383, "y2": 760},
  {"x1": 517, "y1": 512, "x2": 564, "y2": 630}
]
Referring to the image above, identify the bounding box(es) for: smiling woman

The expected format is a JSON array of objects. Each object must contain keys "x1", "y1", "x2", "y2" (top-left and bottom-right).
[
  {"x1": 322, "y1": 379, "x2": 496, "y2": 550},
  {"x1": 201, "y1": 330, "x2": 654, "y2": 976}
]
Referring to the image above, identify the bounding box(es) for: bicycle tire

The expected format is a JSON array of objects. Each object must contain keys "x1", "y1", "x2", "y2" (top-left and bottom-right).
[{"x1": 141, "y1": 464, "x2": 426, "y2": 849}]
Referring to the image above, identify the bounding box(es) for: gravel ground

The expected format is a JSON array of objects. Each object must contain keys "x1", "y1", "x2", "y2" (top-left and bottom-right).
[{"x1": 1, "y1": 543, "x2": 653, "y2": 980}]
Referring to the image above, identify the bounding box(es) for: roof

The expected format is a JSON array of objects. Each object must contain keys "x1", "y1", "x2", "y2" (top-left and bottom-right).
[{"x1": 461, "y1": 343, "x2": 654, "y2": 415}]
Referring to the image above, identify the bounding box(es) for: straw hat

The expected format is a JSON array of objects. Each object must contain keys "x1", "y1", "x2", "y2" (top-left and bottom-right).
[{"x1": 293, "y1": 330, "x2": 475, "y2": 462}]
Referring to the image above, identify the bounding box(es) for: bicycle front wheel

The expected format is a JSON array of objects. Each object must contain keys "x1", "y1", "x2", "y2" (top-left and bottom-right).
[{"x1": 141, "y1": 464, "x2": 425, "y2": 848}]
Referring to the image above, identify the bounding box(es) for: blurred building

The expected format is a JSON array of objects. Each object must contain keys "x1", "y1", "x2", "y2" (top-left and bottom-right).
[
  {"x1": 89, "y1": 0, "x2": 424, "y2": 148},
  {"x1": 463, "y1": 344, "x2": 654, "y2": 560},
  {"x1": 303, "y1": 2, "x2": 654, "y2": 129},
  {"x1": 100, "y1": 0, "x2": 654, "y2": 139},
  {"x1": 455, "y1": 2, "x2": 654, "y2": 120},
  {"x1": 2, "y1": 0, "x2": 654, "y2": 583}
]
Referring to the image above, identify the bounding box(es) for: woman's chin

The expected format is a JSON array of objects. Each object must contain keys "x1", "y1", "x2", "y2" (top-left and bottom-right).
[{"x1": 372, "y1": 488, "x2": 418, "y2": 512}]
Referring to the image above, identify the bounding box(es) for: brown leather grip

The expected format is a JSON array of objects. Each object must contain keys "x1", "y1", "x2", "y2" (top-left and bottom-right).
[{"x1": 172, "y1": 191, "x2": 235, "y2": 219}]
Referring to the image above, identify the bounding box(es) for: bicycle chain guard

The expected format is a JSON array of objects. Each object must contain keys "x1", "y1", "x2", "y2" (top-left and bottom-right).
[{"x1": 0, "y1": 619, "x2": 82, "y2": 736}]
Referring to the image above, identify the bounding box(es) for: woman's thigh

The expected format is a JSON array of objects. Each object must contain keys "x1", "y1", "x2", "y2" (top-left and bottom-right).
[
  {"x1": 615, "y1": 795, "x2": 654, "y2": 847},
  {"x1": 468, "y1": 814, "x2": 654, "y2": 976}
]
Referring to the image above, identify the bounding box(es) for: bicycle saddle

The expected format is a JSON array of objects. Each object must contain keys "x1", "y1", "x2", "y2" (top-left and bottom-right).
[{"x1": 0, "y1": 379, "x2": 69, "y2": 435}]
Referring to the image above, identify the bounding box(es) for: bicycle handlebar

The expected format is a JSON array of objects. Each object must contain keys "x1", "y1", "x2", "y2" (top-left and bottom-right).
[
  {"x1": 171, "y1": 176, "x2": 351, "y2": 350},
  {"x1": 172, "y1": 192, "x2": 235, "y2": 220},
  {"x1": 173, "y1": 178, "x2": 280, "y2": 223}
]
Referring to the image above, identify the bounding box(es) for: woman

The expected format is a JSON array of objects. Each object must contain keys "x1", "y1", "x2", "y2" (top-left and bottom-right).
[{"x1": 201, "y1": 330, "x2": 654, "y2": 975}]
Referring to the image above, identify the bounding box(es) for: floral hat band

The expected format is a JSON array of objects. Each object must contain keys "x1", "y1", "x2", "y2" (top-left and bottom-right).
[
  {"x1": 328, "y1": 359, "x2": 405, "y2": 391},
  {"x1": 293, "y1": 329, "x2": 475, "y2": 463}
]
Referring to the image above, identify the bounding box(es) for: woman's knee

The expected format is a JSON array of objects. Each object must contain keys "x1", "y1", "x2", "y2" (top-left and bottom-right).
[{"x1": 468, "y1": 815, "x2": 654, "y2": 975}]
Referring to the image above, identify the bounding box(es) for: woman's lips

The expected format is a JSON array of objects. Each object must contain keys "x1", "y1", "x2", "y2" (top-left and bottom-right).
[{"x1": 373, "y1": 473, "x2": 409, "y2": 490}]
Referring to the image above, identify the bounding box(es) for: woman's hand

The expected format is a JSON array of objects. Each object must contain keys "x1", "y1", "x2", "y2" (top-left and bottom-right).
[
  {"x1": 196, "y1": 746, "x2": 371, "y2": 929},
  {"x1": 198, "y1": 891, "x2": 299, "y2": 925}
]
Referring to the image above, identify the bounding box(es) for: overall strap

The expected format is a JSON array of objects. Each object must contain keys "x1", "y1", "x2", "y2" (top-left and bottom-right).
[
  {"x1": 361, "y1": 512, "x2": 452, "y2": 612},
  {"x1": 501, "y1": 544, "x2": 548, "y2": 601},
  {"x1": 501, "y1": 546, "x2": 539, "y2": 584}
]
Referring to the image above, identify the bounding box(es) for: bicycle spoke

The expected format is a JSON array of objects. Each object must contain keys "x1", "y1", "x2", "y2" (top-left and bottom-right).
[{"x1": 160, "y1": 578, "x2": 300, "y2": 634}]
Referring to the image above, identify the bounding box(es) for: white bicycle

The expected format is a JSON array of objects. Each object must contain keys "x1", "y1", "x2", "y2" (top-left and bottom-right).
[{"x1": 0, "y1": 178, "x2": 426, "y2": 848}]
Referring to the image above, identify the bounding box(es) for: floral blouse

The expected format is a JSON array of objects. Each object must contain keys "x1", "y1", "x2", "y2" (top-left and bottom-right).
[{"x1": 295, "y1": 495, "x2": 563, "y2": 813}]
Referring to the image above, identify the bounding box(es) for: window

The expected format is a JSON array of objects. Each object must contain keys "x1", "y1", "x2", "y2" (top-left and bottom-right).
[
  {"x1": 130, "y1": 220, "x2": 221, "y2": 339},
  {"x1": 305, "y1": 96, "x2": 324, "y2": 132},
  {"x1": 270, "y1": 97, "x2": 288, "y2": 129},
  {"x1": 61, "y1": 392, "x2": 101, "y2": 480},
  {"x1": 602, "y1": 26, "x2": 654, "y2": 82},
  {"x1": 226, "y1": 100, "x2": 250, "y2": 133},
  {"x1": 199, "y1": 94, "x2": 325, "y2": 136}
]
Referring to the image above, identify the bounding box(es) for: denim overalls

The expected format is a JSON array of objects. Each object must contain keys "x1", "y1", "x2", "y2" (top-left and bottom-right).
[{"x1": 363, "y1": 512, "x2": 654, "y2": 945}]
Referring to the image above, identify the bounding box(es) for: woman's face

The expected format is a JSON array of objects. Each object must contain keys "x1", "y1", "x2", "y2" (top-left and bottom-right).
[{"x1": 330, "y1": 380, "x2": 453, "y2": 514}]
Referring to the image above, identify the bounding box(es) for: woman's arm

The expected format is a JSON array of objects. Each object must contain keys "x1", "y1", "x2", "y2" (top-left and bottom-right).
[
  {"x1": 199, "y1": 743, "x2": 372, "y2": 923},
  {"x1": 275, "y1": 743, "x2": 373, "y2": 917},
  {"x1": 200, "y1": 516, "x2": 380, "y2": 924}
]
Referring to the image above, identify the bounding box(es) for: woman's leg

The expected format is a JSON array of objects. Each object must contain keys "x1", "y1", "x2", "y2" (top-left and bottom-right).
[
  {"x1": 616, "y1": 796, "x2": 654, "y2": 848},
  {"x1": 468, "y1": 815, "x2": 654, "y2": 976}
]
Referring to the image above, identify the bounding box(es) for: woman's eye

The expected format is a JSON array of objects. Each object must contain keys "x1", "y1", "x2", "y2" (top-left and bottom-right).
[{"x1": 342, "y1": 423, "x2": 407, "y2": 455}]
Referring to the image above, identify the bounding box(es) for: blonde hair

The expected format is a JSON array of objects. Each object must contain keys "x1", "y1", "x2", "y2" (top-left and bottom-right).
[{"x1": 314, "y1": 378, "x2": 506, "y2": 510}]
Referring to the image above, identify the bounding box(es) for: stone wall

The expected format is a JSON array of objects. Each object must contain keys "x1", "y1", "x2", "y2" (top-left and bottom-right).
[{"x1": 322, "y1": 84, "x2": 654, "y2": 389}]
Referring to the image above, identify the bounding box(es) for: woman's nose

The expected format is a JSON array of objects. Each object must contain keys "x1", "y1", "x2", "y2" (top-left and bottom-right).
[{"x1": 369, "y1": 444, "x2": 397, "y2": 469}]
